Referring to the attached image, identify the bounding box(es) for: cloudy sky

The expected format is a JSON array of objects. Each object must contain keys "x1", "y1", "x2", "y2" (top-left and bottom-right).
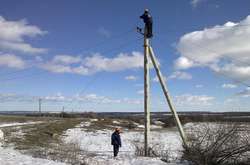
[{"x1": 0, "y1": 0, "x2": 250, "y2": 112}]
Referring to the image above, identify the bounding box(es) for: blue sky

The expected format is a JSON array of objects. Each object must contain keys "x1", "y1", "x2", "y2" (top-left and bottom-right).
[{"x1": 0, "y1": 0, "x2": 250, "y2": 112}]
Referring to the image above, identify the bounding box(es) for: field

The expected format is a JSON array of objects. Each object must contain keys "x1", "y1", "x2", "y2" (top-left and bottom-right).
[{"x1": 0, "y1": 112, "x2": 250, "y2": 165}]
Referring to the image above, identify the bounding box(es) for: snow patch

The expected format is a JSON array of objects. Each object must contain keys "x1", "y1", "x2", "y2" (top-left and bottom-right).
[
  {"x1": 85, "y1": 155, "x2": 167, "y2": 165},
  {"x1": 90, "y1": 119, "x2": 98, "y2": 122},
  {"x1": 77, "y1": 121, "x2": 91, "y2": 127},
  {"x1": 154, "y1": 121, "x2": 165, "y2": 125},
  {"x1": 0, "y1": 129, "x2": 4, "y2": 146},
  {"x1": 112, "y1": 120, "x2": 120, "y2": 124},
  {"x1": 0, "y1": 121, "x2": 43, "y2": 128},
  {"x1": 63, "y1": 126, "x2": 183, "y2": 163},
  {"x1": 0, "y1": 147, "x2": 66, "y2": 165},
  {"x1": 151, "y1": 125, "x2": 163, "y2": 129}
]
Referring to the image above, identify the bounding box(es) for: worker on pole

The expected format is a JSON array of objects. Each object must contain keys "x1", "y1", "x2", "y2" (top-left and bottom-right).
[{"x1": 140, "y1": 9, "x2": 153, "y2": 38}]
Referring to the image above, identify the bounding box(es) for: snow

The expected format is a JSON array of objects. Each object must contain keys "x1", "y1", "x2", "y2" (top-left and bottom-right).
[
  {"x1": 0, "y1": 120, "x2": 186, "y2": 165},
  {"x1": 63, "y1": 122, "x2": 183, "y2": 164},
  {"x1": 90, "y1": 119, "x2": 98, "y2": 122},
  {"x1": 77, "y1": 121, "x2": 91, "y2": 127},
  {"x1": 0, "y1": 121, "x2": 66, "y2": 165},
  {"x1": 0, "y1": 129, "x2": 4, "y2": 146},
  {"x1": 151, "y1": 125, "x2": 163, "y2": 129},
  {"x1": 0, "y1": 147, "x2": 66, "y2": 165},
  {"x1": 154, "y1": 121, "x2": 165, "y2": 125},
  {"x1": 85, "y1": 155, "x2": 168, "y2": 165},
  {"x1": 134, "y1": 124, "x2": 162, "y2": 129},
  {"x1": 137, "y1": 124, "x2": 144, "y2": 128},
  {"x1": 112, "y1": 120, "x2": 121, "y2": 124},
  {"x1": 0, "y1": 129, "x2": 4, "y2": 140},
  {"x1": 0, "y1": 121, "x2": 43, "y2": 128}
]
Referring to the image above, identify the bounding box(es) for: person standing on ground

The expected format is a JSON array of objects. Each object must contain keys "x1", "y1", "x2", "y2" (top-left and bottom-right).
[{"x1": 111, "y1": 128, "x2": 122, "y2": 157}]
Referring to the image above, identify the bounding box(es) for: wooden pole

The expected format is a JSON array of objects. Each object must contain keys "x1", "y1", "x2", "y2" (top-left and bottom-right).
[
  {"x1": 144, "y1": 32, "x2": 150, "y2": 156},
  {"x1": 148, "y1": 46, "x2": 187, "y2": 146}
]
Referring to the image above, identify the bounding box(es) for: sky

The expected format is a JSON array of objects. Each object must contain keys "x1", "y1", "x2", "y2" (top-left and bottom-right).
[{"x1": 0, "y1": 0, "x2": 250, "y2": 112}]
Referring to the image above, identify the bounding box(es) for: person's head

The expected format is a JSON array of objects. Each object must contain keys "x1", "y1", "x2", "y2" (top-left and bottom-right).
[
  {"x1": 144, "y1": 8, "x2": 149, "y2": 14},
  {"x1": 115, "y1": 128, "x2": 121, "y2": 134}
]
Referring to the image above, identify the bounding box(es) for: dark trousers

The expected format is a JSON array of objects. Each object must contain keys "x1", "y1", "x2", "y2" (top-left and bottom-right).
[
  {"x1": 113, "y1": 144, "x2": 119, "y2": 157},
  {"x1": 145, "y1": 23, "x2": 153, "y2": 38}
]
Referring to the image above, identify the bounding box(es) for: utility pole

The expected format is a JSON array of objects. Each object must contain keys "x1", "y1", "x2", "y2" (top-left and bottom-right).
[
  {"x1": 39, "y1": 98, "x2": 42, "y2": 115},
  {"x1": 138, "y1": 9, "x2": 187, "y2": 154},
  {"x1": 148, "y1": 47, "x2": 187, "y2": 146},
  {"x1": 144, "y1": 27, "x2": 150, "y2": 156}
]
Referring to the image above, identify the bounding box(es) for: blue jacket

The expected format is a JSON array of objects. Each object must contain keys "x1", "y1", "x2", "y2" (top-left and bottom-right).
[{"x1": 111, "y1": 132, "x2": 121, "y2": 147}]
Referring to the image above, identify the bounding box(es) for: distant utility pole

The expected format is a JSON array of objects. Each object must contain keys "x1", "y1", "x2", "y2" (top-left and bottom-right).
[{"x1": 39, "y1": 98, "x2": 42, "y2": 114}]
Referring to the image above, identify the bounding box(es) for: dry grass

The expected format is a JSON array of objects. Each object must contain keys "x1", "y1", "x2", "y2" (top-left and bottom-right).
[
  {"x1": 183, "y1": 123, "x2": 250, "y2": 165},
  {"x1": 1, "y1": 116, "x2": 85, "y2": 164}
]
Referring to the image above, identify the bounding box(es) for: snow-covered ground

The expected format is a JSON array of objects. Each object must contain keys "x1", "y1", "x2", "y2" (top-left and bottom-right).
[
  {"x1": 85, "y1": 155, "x2": 170, "y2": 165},
  {"x1": 63, "y1": 121, "x2": 184, "y2": 164},
  {"x1": 0, "y1": 119, "x2": 186, "y2": 165},
  {"x1": 0, "y1": 129, "x2": 4, "y2": 146},
  {"x1": 0, "y1": 147, "x2": 66, "y2": 165},
  {"x1": 0, "y1": 121, "x2": 43, "y2": 128},
  {"x1": 0, "y1": 121, "x2": 67, "y2": 165}
]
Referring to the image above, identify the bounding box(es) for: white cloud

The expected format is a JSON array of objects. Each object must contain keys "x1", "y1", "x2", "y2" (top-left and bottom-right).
[
  {"x1": 0, "y1": 41, "x2": 46, "y2": 54},
  {"x1": 0, "y1": 16, "x2": 47, "y2": 54},
  {"x1": 195, "y1": 84, "x2": 204, "y2": 88},
  {"x1": 125, "y1": 75, "x2": 138, "y2": 81},
  {"x1": 0, "y1": 93, "x2": 17, "y2": 102},
  {"x1": 175, "y1": 15, "x2": 250, "y2": 82},
  {"x1": 42, "y1": 51, "x2": 144, "y2": 75},
  {"x1": 69, "y1": 93, "x2": 142, "y2": 105},
  {"x1": 152, "y1": 71, "x2": 192, "y2": 82},
  {"x1": 41, "y1": 62, "x2": 89, "y2": 75},
  {"x1": 175, "y1": 94, "x2": 214, "y2": 106},
  {"x1": 0, "y1": 93, "x2": 36, "y2": 102},
  {"x1": 236, "y1": 88, "x2": 250, "y2": 97},
  {"x1": 52, "y1": 55, "x2": 81, "y2": 64},
  {"x1": 174, "y1": 56, "x2": 196, "y2": 70},
  {"x1": 97, "y1": 27, "x2": 111, "y2": 38},
  {"x1": 224, "y1": 98, "x2": 239, "y2": 104},
  {"x1": 222, "y1": 83, "x2": 238, "y2": 89},
  {"x1": 152, "y1": 76, "x2": 167, "y2": 82},
  {"x1": 0, "y1": 91, "x2": 140, "y2": 105},
  {"x1": 168, "y1": 71, "x2": 192, "y2": 80},
  {"x1": 190, "y1": 0, "x2": 205, "y2": 8},
  {"x1": 0, "y1": 53, "x2": 26, "y2": 69},
  {"x1": 84, "y1": 52, "x2": 143, "y2": 72},
  {"x1": 137, "y1": 90, "x2": 144, "y2": 95},
  {"x1": 44, "y1": 92, "x2": 68, "y2": 101},
  {"x1": 122, "y1": 97, "x2": 142, "y2": 105}
]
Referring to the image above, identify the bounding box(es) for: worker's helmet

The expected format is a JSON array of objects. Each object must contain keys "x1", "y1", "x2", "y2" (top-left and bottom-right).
[{"x1": 144, "y1": 9, "x2": 149, "y2": 13}]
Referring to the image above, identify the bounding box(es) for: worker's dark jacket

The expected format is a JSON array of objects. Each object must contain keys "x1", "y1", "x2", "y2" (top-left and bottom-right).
[
  {"x1": 111, "y1": 132, "x2": 121, "y2": 147},
  {"x1": 140, "y1": 13, "x2": 153, "y2": 38}
]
